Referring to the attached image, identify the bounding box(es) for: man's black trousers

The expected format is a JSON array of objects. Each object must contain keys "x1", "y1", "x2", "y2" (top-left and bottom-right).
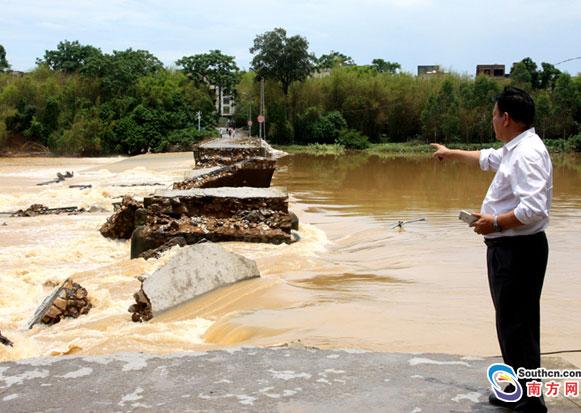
[{"x1": 485, "y1": 231, "x2": 548, "y2": 410}]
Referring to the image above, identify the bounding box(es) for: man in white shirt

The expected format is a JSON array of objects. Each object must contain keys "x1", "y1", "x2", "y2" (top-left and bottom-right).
[{"x1": 432, "y1": 87, "x2": 551, "y2": 413}]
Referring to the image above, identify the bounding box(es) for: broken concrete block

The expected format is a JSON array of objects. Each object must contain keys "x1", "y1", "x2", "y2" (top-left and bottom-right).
[
  {"x1": 127, "y1": 187, "x2": 292, "y2": 256},
  {"x1": 129, "y1": 242, "x2": 260, "y2": 320},
  {"x1": 99, "y1": 196, "x2": 143, "y2": 239},
  {"x1": 26, "y1": 279, "x2": 92, "y2": 329}
]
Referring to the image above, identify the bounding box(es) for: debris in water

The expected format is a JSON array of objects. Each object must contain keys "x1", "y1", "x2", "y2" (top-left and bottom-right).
[
  {"x1": 26, "y1": 279, "x2": 92, "y2": 329},
  {"x1": 391, "y1": 218, "x2": 426, "y2": 229},
  {"x1": 12, "y1": 204, "x2": 86, "y2": 217},
  {"x1": 0, "y1": 331, "x2": 13, "y2": 347},
  {"x1": 37, "y1": 171, "x2": 74, "y2": 186}
]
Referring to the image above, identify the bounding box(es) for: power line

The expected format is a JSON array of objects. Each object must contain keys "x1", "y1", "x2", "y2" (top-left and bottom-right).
[{"x1": 554, "y1": 56, "x2": 581, "y2": 65}]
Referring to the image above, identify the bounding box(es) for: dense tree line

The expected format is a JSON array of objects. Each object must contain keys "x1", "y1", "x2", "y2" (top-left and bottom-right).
[
  {"x1": 240, "y1": 29, "x2": 580, "y2": 149},
  {"x1": 1, "y1": 32, "x2": 580, "y2": 155},
  {"x1": 0, "y1": 41, "x2": 217, "y2": 155}
]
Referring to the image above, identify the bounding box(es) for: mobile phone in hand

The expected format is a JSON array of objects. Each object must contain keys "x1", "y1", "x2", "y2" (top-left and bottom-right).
[{"x1": 459, "y1": 210, "x2": 478, "y2": 225}]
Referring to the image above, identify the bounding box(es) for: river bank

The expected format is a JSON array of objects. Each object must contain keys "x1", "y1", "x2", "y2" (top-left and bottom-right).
[{"x1": 277, "y1": 139, "x2": 581, "y2": 156}]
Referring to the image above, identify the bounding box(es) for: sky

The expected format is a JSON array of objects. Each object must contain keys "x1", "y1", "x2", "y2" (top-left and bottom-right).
[{"x1": 1, "y1": 0, "x2": 580, "y2": 75}]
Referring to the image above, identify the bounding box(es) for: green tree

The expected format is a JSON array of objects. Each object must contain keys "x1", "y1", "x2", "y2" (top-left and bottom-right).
[
  {"x1": 317, "y1": 51, "x2": 355, "y2": 70},
  {"x1": 176, "y1": 50, "x2": 239, "y2": 116},
  {"x1": 553, "y1": 74, "x2": 577, "y2": 138},
  {"x1": 510, "y1": 61, "x2": 533, "y2": 90},
  {"x1": 250, "y1": 27, "x2": 315, "y2": 95},
  {"x1": 82, "y1": 48, "x2": 163, "y2": 97},
  {"x1": 371, "y1": 59, "x2": 400, "y2": 74},
  {"x1": 539, "y1": 62, "x2": 561, "y2": 90},
  {"x1": 37, "y1": 40, "x2": 102, "y2": 73},
  {"x1": 421, "y1": 78, "x2": 460, "y2": 143},
  {"x1": 0, "y1": 45, "x2": 10, "y2": 72},
  {"x1": 535, "y1": 91, "x2": 553, "y2": 139}
]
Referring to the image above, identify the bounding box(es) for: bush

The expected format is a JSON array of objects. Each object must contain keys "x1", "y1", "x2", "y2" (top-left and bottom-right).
[
  {"x1": 567, "y1": 133, "x2": 581, "y2": 152},
  {"x1": 336, "y1": 128, "x2": 370, "y2": 149},
  {"x1": 311, "y1": 111, "x2": 347, "y2": 144}
]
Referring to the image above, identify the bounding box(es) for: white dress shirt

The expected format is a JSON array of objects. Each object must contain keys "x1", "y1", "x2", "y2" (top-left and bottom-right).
[{"x1": 479, "y1": 127, "x2": 553, "y2": 239}]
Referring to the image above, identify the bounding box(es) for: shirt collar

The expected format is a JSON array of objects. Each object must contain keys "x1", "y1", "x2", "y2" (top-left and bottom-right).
[{"x1": 504, "y1": 127, "x2": 535, "y2": 151}]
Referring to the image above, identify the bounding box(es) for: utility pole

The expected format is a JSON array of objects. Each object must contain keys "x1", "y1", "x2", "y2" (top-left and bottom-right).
[
  {"x1": 248, "y1": 103, "x2": 252, "y2": 138},
  {"x1": 259, "y1": 78, "x2": 266, "y2": 140},
  {"x1": 196, "y1": 111, "x2": 201, "y2": 131}
]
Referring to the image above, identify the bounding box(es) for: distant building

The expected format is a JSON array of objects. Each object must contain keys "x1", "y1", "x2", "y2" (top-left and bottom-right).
[
  {"x1": 311, "y1": 68, "x2": 332, "y2": 79},
  {"x1": 211, "y1": 86, "x2": 235, "y2": 117},
  {"x1": 476, "y1": 64, "x2": 505, "y2": 78},
  {"x1": 417, "y1": 65, "x2": 440, "y2": 76}
]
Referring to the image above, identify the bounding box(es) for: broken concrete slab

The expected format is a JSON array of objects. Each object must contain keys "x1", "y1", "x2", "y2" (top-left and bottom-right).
[
  {"x1": 194, "y1": 139, "x2": 267, "y2": 166},
  {"x1": 193, "y1": 137, "x2": 284, "y2": 167},
  {"x1": 26, "y1": 279, "x2": 92, "y2": 329},
  {"x1": 144, "y1": 186, "x2": 288, "y2": 218},
  {"x1": 129, "y1": 242, "x2": 260, "y2": 320},
  {"x1": 0, "y1": 349, "x2": 577, "y2": 412},
  {"x1": 127, "y1": 186, "x2": 292, "y2": 255},
  {"x1": 129, "y1": 209, "x2": 292, "y2": 258},
  {"x1": 173, "y1": 158, "x2": 276, "y2": 190}
]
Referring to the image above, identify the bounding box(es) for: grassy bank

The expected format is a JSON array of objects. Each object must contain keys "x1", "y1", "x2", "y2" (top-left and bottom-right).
[
  {"x1": 276, "y1": 137, "x2": 581, "y2": 156},
  {"x1": 276, "y1": 142, "x2": 501, "y2": 156}
]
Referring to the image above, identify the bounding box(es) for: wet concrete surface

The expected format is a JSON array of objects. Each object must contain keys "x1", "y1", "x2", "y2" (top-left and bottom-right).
[{"x1": 0, "y1": 348, "x2": 579, "y2": 412}]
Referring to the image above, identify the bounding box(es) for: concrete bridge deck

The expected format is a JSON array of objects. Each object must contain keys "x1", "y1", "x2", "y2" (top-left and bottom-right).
[{"x1": 0, "y1": 348, "x2": 578, "y2": 412}]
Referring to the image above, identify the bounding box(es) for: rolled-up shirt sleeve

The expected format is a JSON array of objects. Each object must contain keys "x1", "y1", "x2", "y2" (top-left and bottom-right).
[
  {"x1": 511, "y1": 153, "x2": 552, "y2": 224},
  {"x1": 480, "y1": 148, "x2": 503, "y2": 172}
]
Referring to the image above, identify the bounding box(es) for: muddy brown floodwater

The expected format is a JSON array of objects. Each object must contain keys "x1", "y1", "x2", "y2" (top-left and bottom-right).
[{"x1": 1, "y1": 152, "x2": 580, "y2": 368}]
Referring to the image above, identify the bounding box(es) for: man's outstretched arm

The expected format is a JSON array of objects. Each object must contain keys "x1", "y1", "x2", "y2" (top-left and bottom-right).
[{"x1": 430, "y1": 143, "x2": 481, "y2": 167}]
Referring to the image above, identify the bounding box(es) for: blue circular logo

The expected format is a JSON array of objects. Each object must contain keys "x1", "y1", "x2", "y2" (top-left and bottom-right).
[{"x1": 487, "y1": 363, "x2": 523, "y2": 402}]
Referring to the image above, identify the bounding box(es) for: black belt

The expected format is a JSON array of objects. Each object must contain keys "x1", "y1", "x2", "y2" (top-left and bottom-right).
[{"x1": 484, "y1": 231, "x2": 546, "y2": 247}]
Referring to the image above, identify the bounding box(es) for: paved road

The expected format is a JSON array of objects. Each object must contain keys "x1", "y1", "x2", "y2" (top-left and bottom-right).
[{"x1": 1, "y1": 348, "x2": 579, "y2": 412}]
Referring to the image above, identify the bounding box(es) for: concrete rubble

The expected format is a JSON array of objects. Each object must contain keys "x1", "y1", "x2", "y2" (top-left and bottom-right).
[
  {"x1": 129, "y1": 242, "x2": 260, "y2": 321},
  {"x1": 26, "y1": 278, "x2": 92, "y2": 329}
]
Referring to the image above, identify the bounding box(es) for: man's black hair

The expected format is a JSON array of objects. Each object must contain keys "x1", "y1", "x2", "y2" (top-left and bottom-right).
[{"x1": 495, "y1": 86, "x2": 535, "y2": 128}]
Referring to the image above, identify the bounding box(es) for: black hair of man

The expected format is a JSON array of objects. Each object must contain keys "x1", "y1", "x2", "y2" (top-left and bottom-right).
[{"x1": 495, "y1": 86, "x2": 535, "y2": 129}]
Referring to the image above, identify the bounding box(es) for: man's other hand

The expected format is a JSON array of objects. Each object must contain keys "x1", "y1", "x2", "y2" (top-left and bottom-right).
[
  {"x1": 470, "y1": 212, "x2": 495, "y2": 235},
  {"x1": 430, "y1": 143, "x2": 451, "y2": 160}
]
